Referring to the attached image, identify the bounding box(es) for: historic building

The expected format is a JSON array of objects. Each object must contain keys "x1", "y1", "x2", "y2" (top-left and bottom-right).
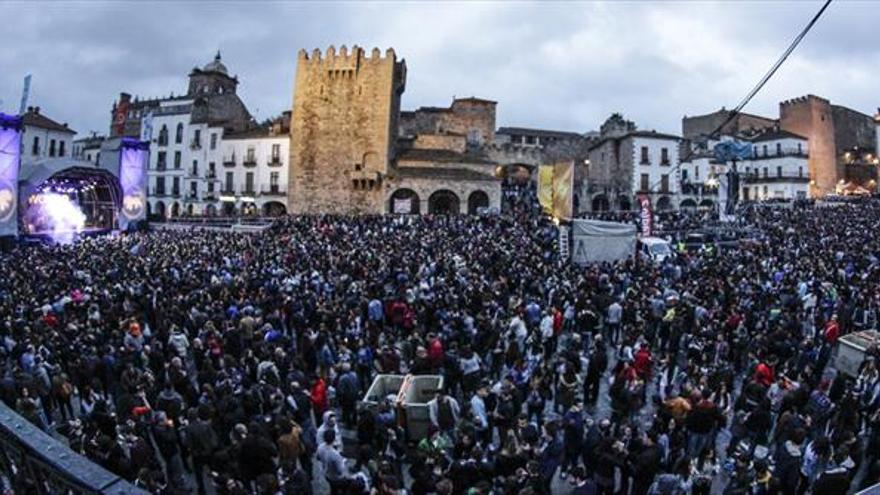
[
  {"x1": 288, "y1": 46, "x2": 502, "y2": 215},
  {"x1": 20, "y1": 107, "x2": 76, "y2": 166},
  {"x1": 72, "y1": 133, "x2": 106, "y2": 165},
  {"x1": 584, "y1": 114, "x2": 680, "y2": 212},
  {"x1": 110, "y1": 53, "x2": 262, "y2": 218}
]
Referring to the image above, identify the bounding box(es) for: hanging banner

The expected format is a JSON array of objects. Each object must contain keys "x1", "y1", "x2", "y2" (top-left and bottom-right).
[
  {"x1": 393, "y1": 198, "x2": 412, "y2": 214},
  {"x1": 538, "y1": 165, "x2": 553, "y2": 213},
  {"x1": 140, "y1": 111, "x2": 154, "y2": 142},
  {"x1": 551, "y1": 161, "x2": 575, "y2": 219},
  {"x1": 118, "y1": 138, "x2": 149, "y2": 230},
  {"x1": 638, "y1": 194, "x2": 653, "y2": 237},
  {"x1": 0, "y1": 114, "x2": 22, "y2": 237}
]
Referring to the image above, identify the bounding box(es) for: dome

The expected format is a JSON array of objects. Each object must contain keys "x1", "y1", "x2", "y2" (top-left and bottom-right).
[{"x1": 203, "y1": 51, "x2": 228, "y2": 75}]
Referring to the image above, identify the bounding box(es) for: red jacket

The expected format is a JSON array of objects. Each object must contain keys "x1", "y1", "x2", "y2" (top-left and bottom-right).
[
  {"x1": 428, "y1": 338, "x2": 444, "y2": 367},
  {"x1": 823, "y1": 320, "x2": 840, "y2": 344},
  {"x1": 634, "y1": 348, "x2": 653, "y2": 379},
  {"x1": 754, "y1": 363, "x2": 774, "y2": 387},
  {"x1": 310, "y1": 378, "x2": 328, "y2": 415}
]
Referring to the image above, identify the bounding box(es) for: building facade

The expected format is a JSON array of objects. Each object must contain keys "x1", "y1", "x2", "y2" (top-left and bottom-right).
[
  {"x1": 289, "y1": 46, "x2": 501, "y2": 215},
  {"x1": 740, "y1": 129, "x2": 810, "y2": 201},
  {"x1": 72, "y1": 133, "x2": 105, "y2": 165},
  {"x1": 20, "y1": 107, "x2": 76, "y2": 166},
  {"x1": 585, "y1": 114, "x2": 680, "y2": 212}
]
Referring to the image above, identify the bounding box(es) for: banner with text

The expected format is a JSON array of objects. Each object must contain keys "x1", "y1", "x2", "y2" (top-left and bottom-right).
[
  {"x1": 0, "y1": 114, "x2": 22, "y2": 237},
  {"x1": 638, "y1": 194, "x2": 653, "y2": 237}
]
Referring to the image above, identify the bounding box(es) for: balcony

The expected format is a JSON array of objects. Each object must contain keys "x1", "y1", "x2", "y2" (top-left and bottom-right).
[
  {"x1": 206, "y1": 170, "x2": 216, "y2": 179},
  {"x1": 187, "y1": 168, "x2": 199, "y2": 178},
  {"x1": 221, "y1": 187, "x2": 236, "y2": 195},
  {"x1": 189, "y1": 139, "x2": 202, "y2": 150},
  {"x1": 750, "y1": 151, "x2": 809, "y2": 161},
  {"x1": 640, "y1": 158, "x2": 650, "y2": 165},
  {"x1": 223, "y1": 157, "x2": 236, "y2": 168},
  {"x1": 267, "y1": 156, "x2": 283, "y2": 167},
  {"x1": 150, "y1": 188, "x2": 168, "y2": 197},
  {"x1": 203, "y1": 192, "x2": 218, "y2": 201},
  {"x1": 260, "y1": 186, "x2": 286, "y2": 197},
  {"x1": 742, "y1": 174, "x2": 810, "y2": 184},
  {"x1": 187, "y1": 191, "x2": 199, "y2": 200},
  {"x1": 243, "y1": 157, "x2": 257, "y2": 168},
  {"x1": 661, "y1": 159, "x2": 671, "y2": 166},
  {"x1": 153, "y1": 163, "x2": 167, "y2": 172},
  {"x1": 240, "y1": 187, "x2": 257, "y2": 196}
]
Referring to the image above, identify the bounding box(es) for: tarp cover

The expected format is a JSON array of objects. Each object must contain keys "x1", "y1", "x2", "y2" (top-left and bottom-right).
[{"x1": 571, "y1": 219, "x2": 636, "y2": 265}]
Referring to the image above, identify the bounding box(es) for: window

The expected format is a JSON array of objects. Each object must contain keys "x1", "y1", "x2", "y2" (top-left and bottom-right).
[
  {"x1": 798, "y1": 166, "x2": 803, "y2": 177},
  {"x1": 467, "y1": 129, "x2": 482, "y2": 145},
  {"x1": 640, "y1": 173, "x2": 650, "y2": 191},
  {"x1": 193, "y1": 129, "x2": 201, "y2": 147},
  {"x1": 682, "y1": 170, "x2": 688, "y2": 181},
  {"x1": 157, "y1": 151, "x2": 167, "y2": 169},
  {"x1": 270, "y1": 172, "x2": 280, "y2": 192},
  {"x1": 661, "y1": 147, "x2": 669, "y2": 165},
  {"x1": 208, "y1": 162, "x2": 215, "y2": 177},
  {"x1": 695, "y1": 165, "x2": 700, "y2": 180},
  {"x1": 245, "y1": 172, "x2": 254, "y2": 193},
  {"x1": 745, "y1": 166, "x2": 750, "y2": 174},
  {"x1": 271, "y1": 144, "x2": 281, "y2": 162},
  {"x1": 192, "y1": 160, "x2": 198, "y2": 175},
  {"x1": 156, "y1": 177, "x2": 165, "y2": 194},
  {"x1": 661, "y1": 174, "x2": 669, "y2": 192},
  {"x1": 797, "y1": 143, "x2": 802, "y2": 154},
  {"x1": 776, "y1": 143, "x2": 782, "y2": 156},
  {"x1": 207, "y1": 182, "x2": 215, "y2": 192},
  {"x1": 174, "y1": 151, "x2": 181, "y2": 169},
  {"x1": 763, "y1": 167, "x2": 768, "y2": 178},
  {"x1": 525, "y1": 136, "x2": 536, "y2": 145},
  {"x1": 59, "y1": 141, "x2": 66, "y2": 157},
  {"x1": 175, "y1": 123, "x2": 184, "y2": 144},
  {"x1": 762, "y1": 145, "x2": 767, "y2": 157},
  {"x1": 777, "y1": 166, "x2": 782, "y2": 178},
  {"x1": 49, "y1": 139, "x2": 56, "y2": 157},
  {"x1": 753, "y1": 146, "x2": 758, "y2": 158},
  {"x1": 172, "y1": 177, "x2": 180, "y2": 194},
  {"x1": 32, "y1": 137, "x2": 39, "y2": 155},
  {"x1": 640, "y1": 146, "x2": 649, "y2": 164},
  {"x1": 190, "y1": 181, "x2": 197, "y2": 195},
  {"x1": 210, "y1": 133, "x2": 218, "y2": 150},
  {"x1": 763, "y1": 185, "x2": 768, "y2": 197},
  {"x1": 225, "y1": 172, "x2": 234, "y2": 192},
  {"x1": 246, "y1": 147, "x2": 255, "y2": 163},
  {"x1": 158, "y1": 125, "x2": 168, "y2": 146}
]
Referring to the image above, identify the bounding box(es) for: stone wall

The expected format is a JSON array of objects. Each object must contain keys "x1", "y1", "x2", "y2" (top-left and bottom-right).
[
  {"x1": 399, "y1": 98, "x2": 496, "y2": 146},
  {"x1": 288, "y1": 46, "x2": 406, "y2": 214},
  {"x1": 779, "y1": 95, "x2": 837, "y2": 196},
  {"x1": 413, "y1": 134, "x2": 466, "y2": 152},
  {"x1": 682, "y1": 110, "x2": 776, "y2": 140}
]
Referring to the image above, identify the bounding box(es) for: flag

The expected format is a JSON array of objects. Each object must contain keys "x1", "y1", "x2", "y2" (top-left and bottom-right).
[{"x1": 18, "y1": 75, "x2": 31, "y2": 116}]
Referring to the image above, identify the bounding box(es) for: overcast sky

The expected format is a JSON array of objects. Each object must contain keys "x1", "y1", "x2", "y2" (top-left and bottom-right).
[{"x1": 1, "y1": 1, "x2": 876, "y2": 138}]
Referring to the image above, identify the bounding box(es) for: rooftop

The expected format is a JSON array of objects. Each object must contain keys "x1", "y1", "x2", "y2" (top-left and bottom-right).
[
  {"x1": 497, "y1": 126, "x2": 584, "y2": 140},
  {"x1": 749, "y1": 128, "x2": 807, "y2": 142},
  {"x1": 21, "y1": 107, "x2": 75, "y2": 134}
]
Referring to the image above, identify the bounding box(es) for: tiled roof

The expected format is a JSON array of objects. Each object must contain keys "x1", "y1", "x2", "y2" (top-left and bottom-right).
[{"x1": 22, "y1": 110, "x2": 75, "y2": 134}]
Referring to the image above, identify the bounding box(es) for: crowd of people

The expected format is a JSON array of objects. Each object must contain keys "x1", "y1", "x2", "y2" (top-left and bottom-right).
[{"x1": 0, "y1": 197, "x2": 879, "y2": 495}]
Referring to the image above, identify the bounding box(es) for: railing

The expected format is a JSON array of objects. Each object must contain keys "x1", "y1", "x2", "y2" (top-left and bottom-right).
[
  {"x1": 203, "y1": 192, "x2": 218, "y2": 201},
  {"x1": 750, "y1": 151, "x2": 809, "y2": 161},
  {"x1": 221, "y1": 187, "x2": 236, "y2": 195},
  {"x1": 170, "y1": 189, "x2": 181, "y2": 198},
  {"x1": 742, "y1": 174, "x2": 810, "y2": 184},
  {"x1": 260, "y1": 187, "x2": 286, "y2": 196},
  {"x1": 267, "y1": 157, "x2": 283, "y2": 167},
  {"x1": 187, "y1": 191, "x2": 199, "y2": 199},
  {"x1": 240, "y1": 187, "x2": 256, "y2": 196},
  {"x1": 149, "y1": 188, "x2": 167, "y2": 197},
  {"x1": 243, "y1": 158, "x2": 257, "y2": 168},
  {"x1": 206, "y1": 171, "x2": 216, "y2": 179},
  {"x1": 0, "y1": 401, "x2": 149, "y2": 494},
  {"x1": 223, "y1": 158, "x2": 236, "y2": 168}
]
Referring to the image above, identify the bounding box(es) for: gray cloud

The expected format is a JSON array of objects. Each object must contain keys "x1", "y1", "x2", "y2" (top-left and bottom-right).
[{"x1": 1, "y1": 1, "x2": 876, "y2": 137}]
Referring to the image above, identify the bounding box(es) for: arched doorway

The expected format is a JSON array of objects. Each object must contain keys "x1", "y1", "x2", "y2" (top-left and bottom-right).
[
  {"x1": 186, "y1": 204, "x2": 194, "y2": 216},
  {"x1": 171, "y1": 202, "x2": 180, "y2": 217},
  {"x1": 618, "y1": 196, "x2": 632, "y2": 211},
  {"x1": 591, "y1": 194, "x2": 609, "y2": 212},
  {"x1": 154, "y1": 201, "x2": 166, "y2": 219},
  {"x1": 428, "y1": 190, "x2": 460, "y2": 215},
  {"x1": 680, "y1": 198, "x2": 697, "y2": 210},
  {"x1": 205, "y1": 204, "x2": 217, "y2": 216},
  {"x1": 222, "y1": 202, "x2": 236, "y2": 216},
  {"x1": 263, "y1": 201, "x2": 287, "y2": 216},
  {"x1": 467, "y1": 190, "x2": 490, "y2": 214},
  {"x1": 656, "y1": 196, "x2": 672, "y2": 211},
  {"x1": 699, "y1": 199, "x2": 715, "y2": 209},
  {"x1": 388, "y1": 188, "x2": 420, "y2": 214}
]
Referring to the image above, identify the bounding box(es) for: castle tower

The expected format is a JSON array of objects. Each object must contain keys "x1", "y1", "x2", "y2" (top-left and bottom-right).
[
  {"x1": 288, "y1": 45, "x2": 406, "y2": 214},
  {"x1": 779, "y1": 95, "x2": 838, "y2": 196}
]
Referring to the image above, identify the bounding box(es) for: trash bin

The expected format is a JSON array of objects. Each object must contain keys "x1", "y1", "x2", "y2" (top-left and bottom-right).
[
  {"x1": 399, "y1": 375, "x2": 444, "y2": 442},
  {"x1": 361, "y1": 374, "x2": 406, "y2": 410},
  {"x1": 836, "y1": 330, "x2": 878, "y2": 377}
]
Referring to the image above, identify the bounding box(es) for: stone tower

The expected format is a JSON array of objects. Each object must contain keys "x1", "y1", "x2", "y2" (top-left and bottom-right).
[
  {"x1": 779, "y1": 95, "x2": 838, "y2": 196},
  {"x1": 288, "y1": 45, "x2": 406, "y2": 214}
]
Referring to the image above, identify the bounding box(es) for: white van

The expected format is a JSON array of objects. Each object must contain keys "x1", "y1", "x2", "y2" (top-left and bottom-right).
[{"x1": 638, "y1": 236, "x2": 673, "y2": 263}]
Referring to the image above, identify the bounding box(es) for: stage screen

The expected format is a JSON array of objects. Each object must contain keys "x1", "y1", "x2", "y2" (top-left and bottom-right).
[
  {"x1": 118, "y1": 138, "x2": 149, "y2": 230},
  {"x1": 0, "y1": 114, "x2": 22, "y2": 237}
]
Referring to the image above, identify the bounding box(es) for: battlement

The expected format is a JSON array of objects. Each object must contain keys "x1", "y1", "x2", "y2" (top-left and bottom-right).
[
  {"x1": 297, "y1": 45, "x2": 397, "y2": 67},
  {"x1": 780, "y1": 94, "x2": 830, "y2": 108}
]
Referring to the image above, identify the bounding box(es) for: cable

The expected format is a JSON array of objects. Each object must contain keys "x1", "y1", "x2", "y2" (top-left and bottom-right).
[{"x1": 647, "y1": 0, "x2": 833, "y2": 192}]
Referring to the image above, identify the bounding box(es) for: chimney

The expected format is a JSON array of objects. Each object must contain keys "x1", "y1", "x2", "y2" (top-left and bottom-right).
[
  {"x1": 34, "y1": 106, "x2": 40, "y2": 115},
  {"x1": 27, "y1": 106, "x2": 33, "y2": 113}
]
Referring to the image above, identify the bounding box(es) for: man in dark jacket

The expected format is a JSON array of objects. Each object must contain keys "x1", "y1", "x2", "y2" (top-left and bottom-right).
[
  {"x1": 629, "y1": 432, "x2": 662, "y2": 495},
  {"x1": 238, "y1": 422, "x2": 278, "y2": 484},
  {"x1": 185, "y1": 406, "x2": 218, "y2": 495},
  {"x1": 584, "y1": 338, "x2": 608, "y2": 403},
  {"x1": 336, "y1": 363, "x2": 360, "y2": 428}
]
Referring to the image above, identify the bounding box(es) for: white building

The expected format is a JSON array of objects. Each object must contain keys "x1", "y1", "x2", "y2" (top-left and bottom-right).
[
  {"x1": 20, "y1": 107, "x2": 76, "y2": 165},
  {"x1": 740, "y1": 129, "x2": 809, "y2": 201},
  {"x1": 218, "y1": 114, "x2": 290, "y2": 216},
  {"x1": 630, "y1": 132, "x2": 681, "y2": 209},
  {"x1": 72, "y1": 133, "x2": 105, "y2": 165}
]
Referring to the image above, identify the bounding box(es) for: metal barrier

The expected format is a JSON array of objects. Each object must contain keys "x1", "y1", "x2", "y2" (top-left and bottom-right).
[{"x1": 0, "y1": 402, "x2": 149, "y2": 494}]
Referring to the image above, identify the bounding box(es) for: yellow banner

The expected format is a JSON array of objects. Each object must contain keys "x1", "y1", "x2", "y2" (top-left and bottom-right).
[
  {"x1": 538, "y1": 165, "x2": 554, "y2": 213},
  {"x1": 552, "y1": 161, "x2": 574, "y2": 219}
]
